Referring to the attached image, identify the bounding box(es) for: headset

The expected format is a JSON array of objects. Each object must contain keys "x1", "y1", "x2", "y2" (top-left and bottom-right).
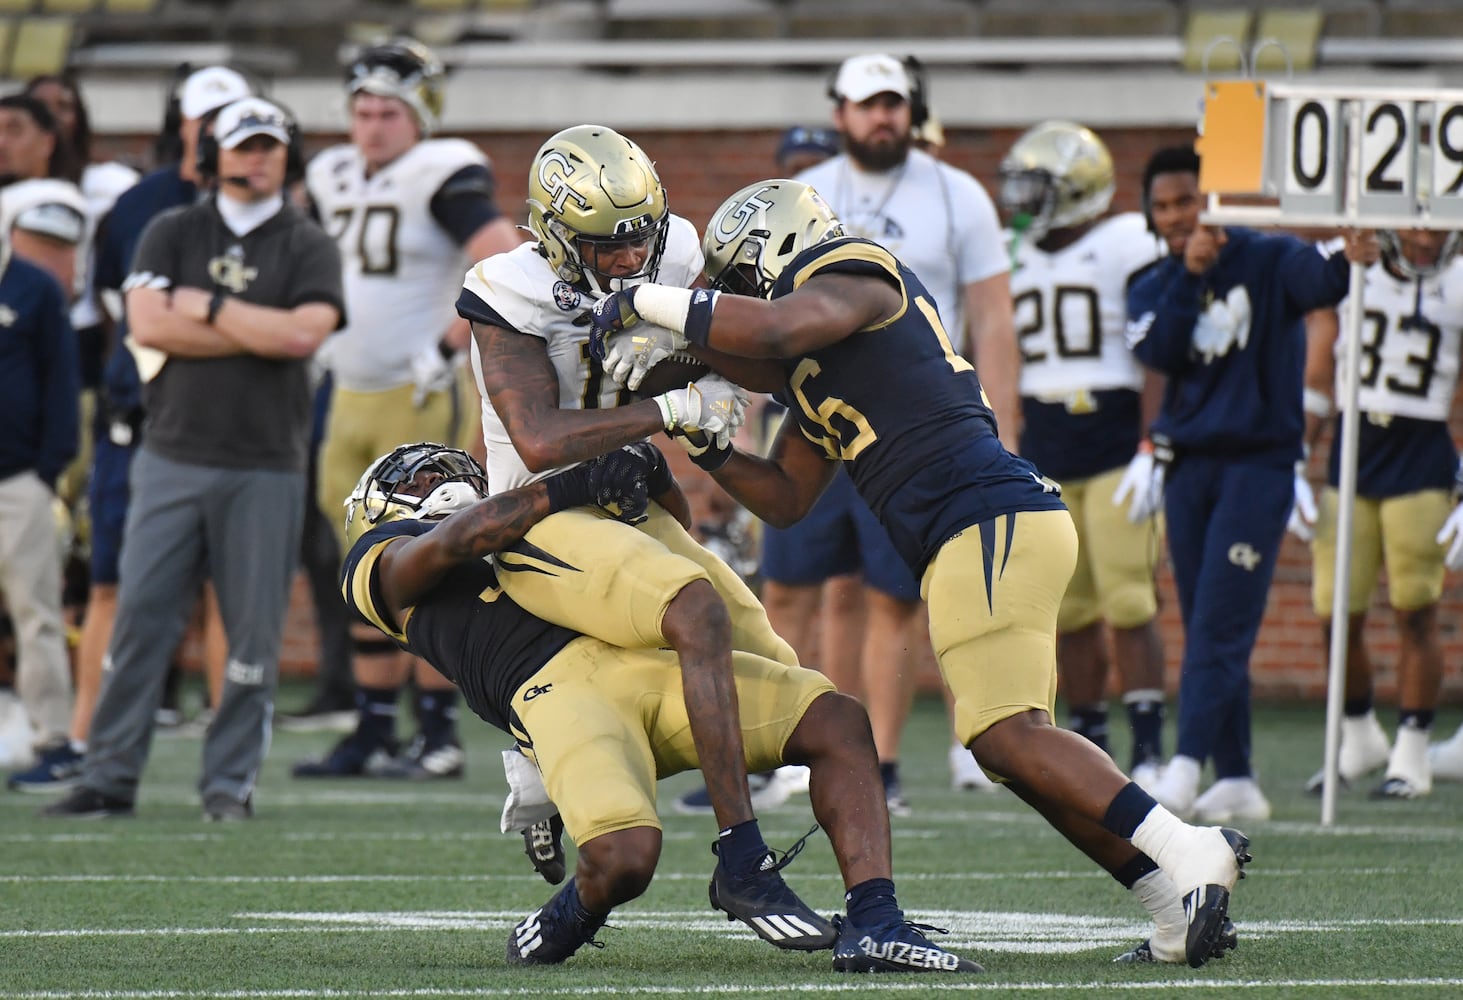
[
  {"x1": 195, "y1": 97, "x2": 306, "y2": 187},
  {"x1": 902, "y1": 55, "x2": 930, "y2": 131}
]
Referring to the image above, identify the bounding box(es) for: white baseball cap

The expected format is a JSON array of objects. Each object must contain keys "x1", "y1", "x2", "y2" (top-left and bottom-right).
[
  {"x1": 179, "y1": 66, "x2": 251, "y2": 120},
  {"x1": 1, "y1": 179, "x2": 87, "y2": 244},
  {"x1": 213, "y1": 97, "x2": 292, "y2": 150},
  {"x1": 831, "y1": 53, "x2": 911, "y2": 103}
]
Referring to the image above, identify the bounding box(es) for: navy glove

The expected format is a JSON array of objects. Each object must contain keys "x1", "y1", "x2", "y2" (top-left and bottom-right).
[
  {"x1": 587, "y1": 287, "x2": 642, "y2": 363},
  {"x1": 623, "y1": 440, "x2": 675, "y2": 497},
  {"x1": 543, "y1": 448, "x2": 652, "y2": 524},
  {"x1": 672, "y1": 428, "x2": 734, "y2": 472}
]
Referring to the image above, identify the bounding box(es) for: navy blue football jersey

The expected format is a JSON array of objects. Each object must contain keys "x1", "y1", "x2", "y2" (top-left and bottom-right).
[
  {"x1": 769, "y1": 237, "x2": 1065, "y2": 574},
  {"x1": 1327, "y1": 412, "x2": 1457, "y2": 498},
  {"x1": 341, "y1": 519, "x2": 579, "y2": 732}
]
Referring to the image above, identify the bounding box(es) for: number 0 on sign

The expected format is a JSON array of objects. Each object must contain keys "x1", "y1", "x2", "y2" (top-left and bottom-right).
[{"x1": 1282, "y1": 97, "x2": 1341, "y2": 214}]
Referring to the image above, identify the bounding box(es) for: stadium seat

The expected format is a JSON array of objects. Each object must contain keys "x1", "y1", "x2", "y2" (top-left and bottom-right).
[
  {"x1": 413, "y1": 0, "x2": 470, "y2": 9},
  {"x1": 103, "y1": 0, "x2": 160, "y2": 13},
  {"x1": 0, "y1": 19, "x2": 12, "y2": 77},
  {"x1": 1254, "y1": 8, "x2": 1323, "y2": 72},
  {"x1": 9, "y1": 16, "x2": 72, "y2": 78},
  {"x1": 1182, "y1": 9, "x2": 1253, "y2": 72},
  {"x1": 40, "y1": 0, "x2": 95, "y2": 14}
]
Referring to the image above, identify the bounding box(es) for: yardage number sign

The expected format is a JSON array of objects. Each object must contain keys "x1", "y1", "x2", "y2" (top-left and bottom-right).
[{"x1": 1279, "y1": 91, "x2": 1463, "y2": 223}]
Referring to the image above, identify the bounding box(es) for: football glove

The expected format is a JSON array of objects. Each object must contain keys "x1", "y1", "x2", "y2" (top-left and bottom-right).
[
  {"x1": 414, "y1": 481, "x2": 481, "y2": 520},
  {"x1": 622, "y1": 440, "x2": 676, "y2": 497},
  {"x1": 605, "y1": 325, "x2": 688, "y2": 392},
  {"x1": 1112, "y1": 447, "x2": 1161, "y2": 523},
  {"x1": 1436, "y1": 504, "x2": 1463, "y2": 571},
  {"x1": 673, "y1": 429, "x2": 734, "y2": 472},
  {"x1": 542, "y1": 448, "x2": 652, "y2": 524},
  {"x1": 588, "y1": 287, "x2": 644, "y2": 361},
  {"x1": 654, "y1": 374, "x2": 747, "y2": 449},
  {"x1": 1287, "y1": 463, "x2": 1318, "y2": 543},
  {"x1": 409, "y1": 342, "x2": 456, "y2": 409}
]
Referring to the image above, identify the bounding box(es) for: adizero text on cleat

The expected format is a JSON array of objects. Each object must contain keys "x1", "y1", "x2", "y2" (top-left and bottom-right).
[
  {"x1": 831, "y1": 915, "x2": 984, "y2": 974},
  {"x1": 708, "y1": 826, "x2": 836, "y2": 951}
]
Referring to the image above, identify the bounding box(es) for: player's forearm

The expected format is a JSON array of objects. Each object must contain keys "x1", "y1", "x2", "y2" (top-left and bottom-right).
[
  {"x1": 434, "y1": 484, "x2": 554, "y2": 562},
  {"x1": 708, "y1": 451, "x2": 818, "y2": 529},
  {"x1": 971, "y1": 317, "x2": 1021, "y2": 451},
  {"x1": 505, "y1": 401, "x2": 666, "y2": 472}
]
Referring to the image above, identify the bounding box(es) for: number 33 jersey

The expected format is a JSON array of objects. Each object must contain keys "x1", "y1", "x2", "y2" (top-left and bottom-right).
[
  {"x1": 456, "y1": 213, "x2": 703, "y2": 493},
  {"x1": 306, "y1": 138, "x2": 487, "y2": 392},
  {"x1": 1010, "y1": 212, "x2": 1162, "y2": 480}
]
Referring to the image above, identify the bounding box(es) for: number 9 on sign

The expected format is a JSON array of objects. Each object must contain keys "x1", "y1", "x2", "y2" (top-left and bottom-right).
[{"x1": 1432, "y1": 103, "x2": 1463, "y2": 220}]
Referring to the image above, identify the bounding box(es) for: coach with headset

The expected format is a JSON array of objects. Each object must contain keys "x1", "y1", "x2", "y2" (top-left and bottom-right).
[{"x1": 44, "y1": 96, "x2": 345, "y2": 821}]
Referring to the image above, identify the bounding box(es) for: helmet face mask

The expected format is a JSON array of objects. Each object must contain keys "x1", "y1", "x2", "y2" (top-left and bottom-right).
[
  {"x1": 348, "y1": 38, "x2": 445, "y2": 135},
  {"x1": 998, "y1": 120, "x2": 1114, "y2": 242},
  {"x1": 1379, "y1": 229, "x2": 1462, "y2": 280},
  {"x1": 343, "y1": 442, "x2": 488, "y2": 545},
  {"x1": 702, "y1": 180, "x2": 845, "y2": 299},
  {"x1": 527, "y1": 125, "x2": 669, "y2": 293}
]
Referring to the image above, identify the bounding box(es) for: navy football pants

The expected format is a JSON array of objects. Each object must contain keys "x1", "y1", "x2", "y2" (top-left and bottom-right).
[{"x1": 1164, "y1": 455, "x2": 1292, "y2": 779}]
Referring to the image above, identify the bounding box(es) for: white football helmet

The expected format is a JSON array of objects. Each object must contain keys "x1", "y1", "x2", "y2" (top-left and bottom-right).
[
  {"x1": 343, "y1": 442, "x2": 488, "y2": 545},
  {"x1": 348, "y1": 37, "x2": 445, "y2": 135},
  {"x1": 998, "y1": 120, "x2": 1115, "y2": 242},
  {"x1": 701, "y1": 179, "x2": 845, "y2": 299},
  {"x1": 1379, "y1": 229, "x2": 1462, "y2": 279},
  {"x1": 527, "y1": 124, "x2": 669, "y2": 293}
]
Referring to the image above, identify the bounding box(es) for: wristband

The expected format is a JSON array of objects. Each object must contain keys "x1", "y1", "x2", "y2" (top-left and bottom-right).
[
  {"x1": 206, "y1": 288, "x2": 228, "y2": 325},
  {"x1": 1302, "y1": 387, "x2": 1334, "y2": 419},
  {"x1": 631, "y1": 285, "x2": 719, "y2": 348}
]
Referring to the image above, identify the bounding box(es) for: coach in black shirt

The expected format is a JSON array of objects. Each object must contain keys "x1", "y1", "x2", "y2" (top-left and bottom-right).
[{"x1": 46, "y1": 97, "x2": 345, "y2": 820}]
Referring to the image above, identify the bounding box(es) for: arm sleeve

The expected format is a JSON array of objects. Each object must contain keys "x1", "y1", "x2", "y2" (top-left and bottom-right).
[
  {"x1": 35, "y1": 280, "x2": 81, "y2": 488},
  {"x1": 1276, "y1": 235, "x2": 1351, "y2": 313},
  {"x1": 286, "y1": 225, "x2": 348, "y2": 329},
  {"x1": 1126, "y1": 265, "x2": 1205, "y2": 374},
  {"x1": 428, "y1": 163, "x2": 503, "y2": 246}
]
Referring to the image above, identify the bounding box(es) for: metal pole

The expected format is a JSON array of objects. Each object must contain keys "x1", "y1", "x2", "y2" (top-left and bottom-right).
[{"x1": 1321, "y1": 99, "x2": 1367, "y2": 827}]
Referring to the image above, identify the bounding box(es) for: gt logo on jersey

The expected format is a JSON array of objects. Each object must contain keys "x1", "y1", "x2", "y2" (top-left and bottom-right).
[
  {"x1": 208, "y1": 245, "x2": 258, "y2": 293},
  {"x1": 713, "y1": 186, "x2": 776, "y2": 244},
  {"x1": 553, "y1": 281, "x2": 582, "y2": 311},
  {"x1": 536, "y1": 150, "x2": 591, "y2": 214}
]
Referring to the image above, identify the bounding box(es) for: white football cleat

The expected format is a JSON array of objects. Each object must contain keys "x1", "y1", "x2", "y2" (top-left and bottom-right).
[
  {"x1": 1131, "y1": 760, "x2": 1162, "y2": 794},
  {"x1": 1372, "y1": 723, "x2": 1432, "y2": 799},
  {"x1": 1429, "y1": 724, "x2": 1463, "y2": 782},
  {"x1": 1305, "y1": 711, "x2": 1391, "y2": 793},
  {"x1": 1193, "y1": 777, "x2": 1271, "y2": 823},
  {"x1": 949, "y1": 743, "x2": 998, "y2": 792},
  {"x1": 1147, "y1": 755, "x2": 1201, "y2": 819}
]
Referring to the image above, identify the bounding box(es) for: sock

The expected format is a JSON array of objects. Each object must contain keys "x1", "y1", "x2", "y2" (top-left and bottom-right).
[
  {"x1": 1123, "y1": 689, "x2": 1165, "y2": 767},
  {"x1": 1111, "y1": 851, "x2": 1160, "y2": 890},
  {"x1": 1343, "y1": 697, "x2": 1373, "y2": 718},
  {"x1": 879, "y1": 760, "x2": 900, "y2": 792},
  {"x1": 417, "y1": 689, "x2": 460, "y2": 746},
  {"x1": 718, "y1": 819, "x2": 772, "y2": 879},
  {"x1": 1131, "y1": 868, "x2": 1187, "y2": 963},
  {"x1": 355, "y1": 686, "x2": 399, "y2": 746},
  {"x1": 550, "y1": 878, "x2": 609, "y2": 936},
  {"x1": 1101, "y1": 781, "x2": 1158, "y2": 839},
  {"x1": 845, "y1": 877, "x2": 902, "y2": 930},
  {"x1": 1398, "y1": 708, "x2": 1435, "y2": 732},
  {"x1": 1069, "y1": 703, "x2": 1110, "y2": 753}
]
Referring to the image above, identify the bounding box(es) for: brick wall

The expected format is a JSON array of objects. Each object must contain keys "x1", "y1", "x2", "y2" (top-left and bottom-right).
[{"x1": 103, "y1": 125, "x2": 1463, "y2": 705}]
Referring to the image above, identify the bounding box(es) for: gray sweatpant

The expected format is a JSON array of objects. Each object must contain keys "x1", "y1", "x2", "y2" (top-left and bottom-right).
[{"x1": 83, "y1": 447, "x2": 304, "y2": 807}]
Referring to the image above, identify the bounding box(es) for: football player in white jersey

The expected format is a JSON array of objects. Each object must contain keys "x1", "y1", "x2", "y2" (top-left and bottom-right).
[
  {"x1": 1301, "y1": 228, "x2": 1463, "y2": 798},
  {"x1": 294, "y1": 37, "x2": 522, "y2": 780},
  {"x1": 999, "y1": 121, "x2": 1168, "y2": 790},
  {"x1": 455, "y1": 124, "x2": 834, "y2": 953}
]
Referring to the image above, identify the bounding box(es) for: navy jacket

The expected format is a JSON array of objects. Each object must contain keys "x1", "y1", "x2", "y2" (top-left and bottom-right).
[{"x1": 0, "y1": 252, "x2": 79, "y2": 487}]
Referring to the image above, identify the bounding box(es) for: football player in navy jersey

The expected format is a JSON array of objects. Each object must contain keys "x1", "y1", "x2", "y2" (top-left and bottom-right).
[
  {"x1": 1301, "y1": 228, "x2": 1463, "y2": 799},
  {"x1": 999, "y1": 121, "x2": 1167, "y2": 784},
  {"x1": 336, "y1": 440, "x2": 982, "y2": 974},
  {"x1": 1127, "y1": 146, "x2": 1379, "y2": 823},
  {"x1": 590, "y1": 179, "x2": 1251, "y2": 969}
]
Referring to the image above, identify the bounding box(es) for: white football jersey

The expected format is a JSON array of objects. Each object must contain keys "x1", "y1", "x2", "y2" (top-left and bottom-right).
[
  {"x1": 461, "y1": 213, "x2": 704, "y2": 492},
  {"x1": 1011, "y1": 212, "x2": 1161, "y2": 399},
  {"x1": 1336, "y1": 254, "x2": 1463, "y2": 421},
  {"x1": 306, "y1": 137, "x2": 487, "y2": 392}
]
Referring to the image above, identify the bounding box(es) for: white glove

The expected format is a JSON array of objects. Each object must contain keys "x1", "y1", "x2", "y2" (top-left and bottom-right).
[
  {"x1": 409, "y1": 343, "x2": 456, "y2": 409},
  {"x1": 654, "y1": 373, "x2": 748, "y2": 450},
  {"x1": 1112, "y1": 448, "x2": 1162, "y2": 523},
  {"x1": 1436, "y1": 503, "x2": 1463, "y2": 571},
  {"x1": 603, "y1": 323, "x2": 688, "y2": 391},
  {"x1": 499, "y1": 748, "x2": 558, "y2": 834},
  {"x1": 1287, "y1": 465, "x2": 1318, "y2": 542},
  {"x1": 414, "y1": 481, "x2": 481, "y2": 520}
]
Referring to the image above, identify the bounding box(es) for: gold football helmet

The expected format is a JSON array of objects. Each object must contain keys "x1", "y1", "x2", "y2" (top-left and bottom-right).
[
  {"x1": 527, "y1": 124, "x2": 669, "y2": 292},
  {"x1": 1379, "y1": 229, "x2": 1462, "y2": 279},
  {"x1": 348, "y1": 37, "x2": 445, "y2": 135},
  {"x1": 702, "y1": 179, "x2": 845, "y2": 299},
  {"x1": 998, "y1": 120, "x2": 1115, "y2": 241},
  {"x1": 343, "y1": 442, "x2": 488, "y2": 546}
]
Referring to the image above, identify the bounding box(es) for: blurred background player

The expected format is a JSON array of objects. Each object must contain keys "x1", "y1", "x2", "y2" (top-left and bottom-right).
[
  {"x1": 1301, "y1": 228, "x2": 1463, "y2": 799},
  {"x1": 794, "y1": 52, "x2": 1012, "y2": 803},
  {"x1": 1128, "y1": 146, "x2": 1379, "y2": 823},
  {"x1": 998, "y1": 121, "x2": 1168, "y2": 786},
  {"x1": 292, "y1": 37, "x2": 522, "y2": 777}
]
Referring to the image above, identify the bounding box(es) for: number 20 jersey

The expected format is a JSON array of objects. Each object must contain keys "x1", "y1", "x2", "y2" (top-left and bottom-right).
[
  {"x1": 769, "y1": 237, "x2": 1066, "y2": 576},
  {"x1": 456, "y1": 214, "x2": 704, "y2": 493},
  {"x1": 1010, "y1": 212, "x2": 1161, "y2": 480},
  {"x1": 306, "y1": 138, "x2": 487, "y2": 392}
]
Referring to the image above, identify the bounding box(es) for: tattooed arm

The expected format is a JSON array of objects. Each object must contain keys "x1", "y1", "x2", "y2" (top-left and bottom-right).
[
  {"x1": 474, "y1": 321, "x2": 669, "y2": 471},
  {"x1": 374, "y1": 483, "x2": 556, "y2": 619}
]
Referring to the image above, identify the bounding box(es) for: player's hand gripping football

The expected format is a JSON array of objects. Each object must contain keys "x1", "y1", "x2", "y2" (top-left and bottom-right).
[
  {"x1": 588, "y1": 287, "x2": 690, "y2": 390},
  {"x1": 654, "y1": 374, "x2": 747, "y2": 449}
]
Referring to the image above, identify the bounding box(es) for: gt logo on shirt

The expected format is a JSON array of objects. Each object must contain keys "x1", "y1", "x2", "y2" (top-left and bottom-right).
[
  {"x1": 1228, "y1": 542, "x2": 1262, "y2": 571},
  {"x1": 523, "y1": 683, "x2": 553, "y2": 702}
]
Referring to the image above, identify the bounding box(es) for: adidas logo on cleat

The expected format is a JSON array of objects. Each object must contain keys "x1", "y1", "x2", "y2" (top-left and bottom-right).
[
  {"x1": 512, "y1": 908, "x2": 545, "y2": 960},
  {"x1": 852, "y1": 934, "x2": 964, "y2": 971},
  {"x1": 749, "y1": 913, "x2": 829, "y2": 943}
]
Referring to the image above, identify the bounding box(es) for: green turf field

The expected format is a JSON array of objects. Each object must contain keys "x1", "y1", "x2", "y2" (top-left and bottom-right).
[{"x1": 3, "y1": 693, "x2": 1462, "y2": 999}]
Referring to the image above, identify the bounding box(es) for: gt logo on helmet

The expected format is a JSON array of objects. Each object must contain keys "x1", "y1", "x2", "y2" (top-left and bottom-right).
[
  {"x1": 714, "y1": 187, "x2": 776, "y2": 244},
  {"x1": 536, "y1": 150, "x2": 591, "y2": 215}
]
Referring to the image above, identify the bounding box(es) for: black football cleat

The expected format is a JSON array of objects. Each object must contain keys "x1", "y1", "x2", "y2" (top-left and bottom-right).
[
  {"x1": 1180, "y1": 828, "x2": 1251, "y2": 968},
  {"x1": 524, "y1": 813, "x2": 566, "y2": 885},
  {"x1": 708, "y1": 825, "x2": 837, "y2": 951},
  {"x1": 831, "y1": 915, "x2": 984, "y2": 974},
  {"x1": 1114, "y1": 918, "x2": 1238, "y2": 964},
  {"x1": 506, "y1": 882, "x2": 606, "y2": 966}
]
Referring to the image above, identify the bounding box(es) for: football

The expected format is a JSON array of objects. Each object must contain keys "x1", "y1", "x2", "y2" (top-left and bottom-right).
[{"x1": 631, "y1": 352, "x2": 711, "y2": 399}]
